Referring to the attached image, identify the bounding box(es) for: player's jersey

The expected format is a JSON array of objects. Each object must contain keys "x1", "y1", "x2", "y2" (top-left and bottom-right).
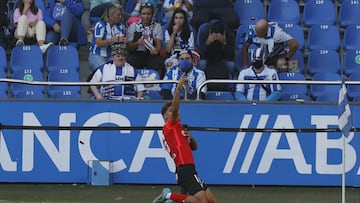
[{"x1": 162, "y1": 119, "x2": 194, "y2": 167}]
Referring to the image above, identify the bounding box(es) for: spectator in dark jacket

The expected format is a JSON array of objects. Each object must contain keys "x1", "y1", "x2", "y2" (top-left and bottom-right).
[{"x1": 43, "y1": 0, "x2": 86, "y2": 46}]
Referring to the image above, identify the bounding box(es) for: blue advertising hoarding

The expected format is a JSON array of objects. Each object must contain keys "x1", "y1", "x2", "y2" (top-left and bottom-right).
[{"x1": 0, "y1": 101, "x2": 359, "y2": 186}]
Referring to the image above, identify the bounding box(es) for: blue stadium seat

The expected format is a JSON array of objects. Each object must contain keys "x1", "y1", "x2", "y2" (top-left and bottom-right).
[
  {"x1": 347, "y1": 72, "x2": 360, "y2": 100},
  {"x1": 315, "y1": 94, "x2": 338, "y2": 102},
  {"x1": 338, "y1": 0, "x2": 360, "y2": 28},
  {"x1": 146, "y1": 90, "x2": 162, "y2": 100},
  {"x1": 47, "y1": 68, "x2": 81, "y2": 97},
  {"x1": 302, "y1": 0, "x2": 336, "y2": 27},
  {"x1": 278, "y1": 72, "x2": 307, "y2": 95},
  {"x1": 279, "y1": 23, "x2": 304, "y2": 51},
  {"x1": 233, "y1": 0, "x2": 265, "y2": 25},
  {"x1": 307, "y1": 24, "x2": 340, "y2": 51},
  {"x1": 11, "y1": 68, "x2": 44, "y2": 96},
  {"x1": 46, "y1": 45, "x2": 80, "y2": 72},
  {"x1": 343, "y1": 25, "x2": 360, "y2": 51},
  {"x1": 196, "y1": 22, "x2": 208, "y2": 52},
  {"x1": 13, "y1": 90, "x2": 45, "y2": 99},
  {"x1": 343, "y1": 49, "x2": 360, "y2": 76},
  {"x1": 310, "y1": 72, "x2": 342, "y2": 99},
  {"x1": 307, "y1": 49, "x2": 340, "y2": 75},
  {"x1": 280, "y1": 93, "x2": 310, "y2": 102},
  {"x1": 267, "y1": 0, "x2": 300, "y2": 25},
  {"x1": 235, "y1": 24, "x2": 255, "y2": 49},
  {"x1": 0, "y1": 46, "x2": 7, "y2": 71},
  {"x1": 136, "y1": 68, "x2": 161, "y2": 91},
  {"x1": 10, "y1": 45, "x2": 44, "y2": 73},
  {"x1": 50, "y1": 90, "x2": 81, "y2": 99},
  {"x1": 125, "y1": 0, "x2": 136, "y2": 14},
  {"x1": 0, "y1": 70, "x2": 8, "y2": 98},
  {"x1": 205, "y1": 91, "x2": 234, "y2": 101}
]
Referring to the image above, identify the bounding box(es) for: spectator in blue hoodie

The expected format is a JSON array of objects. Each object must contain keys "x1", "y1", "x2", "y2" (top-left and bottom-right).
[{"x1": 43, "y1": 0, "x2": 86, "y2": 46}]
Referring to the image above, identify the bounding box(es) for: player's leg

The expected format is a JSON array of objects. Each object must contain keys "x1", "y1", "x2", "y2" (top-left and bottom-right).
[{"x1": 204, "y1": 187, "x2": 218, "y2": 203}]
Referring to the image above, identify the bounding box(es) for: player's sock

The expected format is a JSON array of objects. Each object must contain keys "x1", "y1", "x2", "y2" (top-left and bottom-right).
[{"x1": 170, "y1": 193, "x2": 189, "y2": 202}]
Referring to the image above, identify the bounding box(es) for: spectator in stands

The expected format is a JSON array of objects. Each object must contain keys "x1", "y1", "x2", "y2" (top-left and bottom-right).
[
  {"x1": 89, "y1": 43, "x2": 145, "y2": 100},
  {"x1": 43, "y1": 0, "x2": 87, "y2": 46},
  {"x1": 198, "y1": 20, "x2": 235, "y2": 78},
  {"x1": 162, "y1": 0, "x2": 193, "y2": 24},
  {"x1": 88, "y1": 2, "x2": 127, "y2": 72},
  {"x1": 192, "y1": 0, "x2": 239, "y2": 34},
  {"x1": 126, "y1": 2, "x2": 165, "y2": 77},
  {"x1": 0, "y1": 0, "x2": 9, "y2": 48},
  {"x1": 242, "y1": 19, "x2": 299, "y2": 69},
  {"x1": 163, "y1": 9, "x2": 194, "y2": 70},
  {"x1": 235, "y1": 47, "x2": 281, "y2": 101},
  {"x1": 13, "y1": 0, "x2": 53, "y2": 53},
  {"x1": 160, "y1": 49, "x2": 206, "y2": 100},
  {"x1": 127, "y1": 0, "x2": 157, "y2": 27}
]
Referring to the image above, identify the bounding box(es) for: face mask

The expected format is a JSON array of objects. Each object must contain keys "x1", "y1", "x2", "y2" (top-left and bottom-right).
[
  {"x1": 252, "y1": 60, "x2": 263, "y2": 69},
  {"x1": 179, "y1": 59, "x2": 192, "y2": 73}
]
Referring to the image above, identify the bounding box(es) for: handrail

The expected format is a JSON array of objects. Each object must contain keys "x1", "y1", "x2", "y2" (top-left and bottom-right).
[{"x1": 195, "y1": 79, "x2": 358, "y2": 100}]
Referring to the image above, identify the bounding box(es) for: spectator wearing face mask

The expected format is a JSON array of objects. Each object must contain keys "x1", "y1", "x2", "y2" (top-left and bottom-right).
[
  {"x1": 235, "y1": 47, "x2": 281, "y2": 101},
  {"x1": 160, "y1": 49, "x2": 206, "y2": 100}
]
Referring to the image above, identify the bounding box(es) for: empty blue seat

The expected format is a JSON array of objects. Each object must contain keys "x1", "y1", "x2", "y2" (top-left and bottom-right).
[
  {"x1": 11, "y1": 68, "x2": 44, "y2": 96},
  {"x1": 343, "y1": 49, "x2": 360, "y2": 76},
  {"x1": 0, "y1": 70, "x2": 8, "y2": 98},
  {"x1": 50, "y1": 90, "x2": 81, "y2": 99},
  {"x1": 310, "y1": 72, "x2": 342, "y2": 99},
  {"x1": 307, "y1": 49, "x2": 340, "y2": 75},
  {"x1": 303, "y1": 0, "x2": 336, "y2": 27},
  {"x1": 233, "y1": 0, "x2": 265, "y2": 25},
  {"x1": 206, "y1": 91, "x2": 234, "y2": 101},
  {"x1": 339, "y1": 0, "x2": 360, "y2": 28},
  {"x1": 136, "y1": 68, "x2": 161, "y2": 91},
  {"x1": 47, "y1": 68, "x2": 81, "y2": 97},
  {"x1": 146, "y1": 90, "x2": 162, "y2": 100},
  {"x1": 267, "y1": 0, "x2": 300, "y2": 25},
  {"x1": 10, "y1": 45, "x2": 44, "y2": 72},
  {"x1": 13, "y1": 90, "x2": 45, "y2": 99},
  {"x1": 288, "y1": 50, "x2": 305, "y2": 73},
  {"x1": 280, "y1": 93, "x2": 310, "y2": 102},
  {"x1": 279, "y1": 23, "x2": 304, "y2": 51},
  {"x1": 46, "y1": 45, "x2": 80, "y2": 72},
  {"x1": 315, "y1": 94, "x2": 338, "y2": 102},
  {"x1": 343, "y1": 25, "x2": 360, "y2": 51},
  {"x1": 278, "y1": 72, "x2": 307, "y2": 95},
  {"x1": 307, "y1": 24, "x2": 340, "y2": 51},
  {"x1": 0, "y1": 46, "x2": 7, "y2": 71},
  {"x1": 347, "y1": 72, "x2": 360, "y2": 100}
]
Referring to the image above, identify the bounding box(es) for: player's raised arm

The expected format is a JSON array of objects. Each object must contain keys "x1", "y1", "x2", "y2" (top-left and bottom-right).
[{"x1": 170, "y1": 76, "x2": 186, "y2": 123}]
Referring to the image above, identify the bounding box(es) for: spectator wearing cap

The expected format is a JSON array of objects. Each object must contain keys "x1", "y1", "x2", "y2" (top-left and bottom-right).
[
  {"x1": 126, "y1": 1, "x2": 165, "y2": 77},
  {"x1": 160, "y1": 49, "x2": 207, "y2": 100},
  {"x1": 235, "y1": 47, "x2": 281, "y2": 101},
  {"x1": 89, "y1": 43, "x2": 145, "y2": 100}
]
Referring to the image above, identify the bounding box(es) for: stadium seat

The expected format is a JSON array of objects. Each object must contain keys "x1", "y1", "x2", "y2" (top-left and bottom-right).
[
  {"x1": 11, "y1": 68, "x2": 44, "y2": 96},
  {"x1": 310, "y1": 72, "x2": 342, "y2": 99},
  {"x1": 124, "y1": 0, "x2": 136, "y2": 14},
  {"x1": 343, "y1": 25, "x2": 360, "y2": 51},
  {"x1": 146, "y1": 90, "x2": 162, "y2": 100},
  {"x1": 47, "y1": 68, "x2": 81, "y2": 97},
  {"x1": 315, "y1": 94, "x2": 338, "y2": 102},
  {"x1": 136, "y1": 68, "x2": 161, "y2": 91},
  {"x1": 50, "y1": 90, "x2": 81, "y2": 99},
  {"x1": 196, "y1": 22, "x2": 209, "y2": 52},
  {"x1": 10, "y1": 45, "x2": 44, "y2": 73},
  {"x1": 46, "y1": 45, "x2": 80, "y2": 72},
  {"x1": 267, "y1": 0, "x2": 300, "y2": 25},
  {"x1": 235, "y1": 24, "x2": 255, "y2": 49},
  {"x1": 307, "y1": 49, "x2": 340, "y2": 75},
  {"x1": 235, "y1": 44, "x2": 257, "y2": 72},
  {"x1": 278, "y1": 72, "x2": 307, "y2": 95},
  {"x1": 302, "y1": 0, "x2": 336, "y2": 27},
  {"x1": 338, "y1": 0, "x2": 360, "y2": 28},
  {"x1": 0, "y1": 46, "x2": 7, "y2": 71},
  {"x1": 13, "y1": 90, "x2": 45, "y2": 99},
  {"x1": 279, "y1": 23, "x2": 304, "y2": 51},
  {"x1": 280, "y1": 93, "x2": 310, "y2": 102},
  {"x1": 0, "y1": 70, "x2": 8, "y2": 98},
  {"x1": 343, "y1": 49, "x2": 360, "y2": 76},
  {"x1": 307, "y1": 24, "x2": 340, "y2": 51},
  {"x1": 233, "y1": 0, "x2": 265, "y2": 25},
  {"x1": 205, "y1": 91, "x2": 234, "y2": 101},
  {"x1": 347, "y1": 72, "x2": 360, "y2": 100}
]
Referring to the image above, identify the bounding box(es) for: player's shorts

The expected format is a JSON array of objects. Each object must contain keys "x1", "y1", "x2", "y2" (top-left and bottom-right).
[{"x1": 176, "y1": 164, "x2": 208, "y2": 196}]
